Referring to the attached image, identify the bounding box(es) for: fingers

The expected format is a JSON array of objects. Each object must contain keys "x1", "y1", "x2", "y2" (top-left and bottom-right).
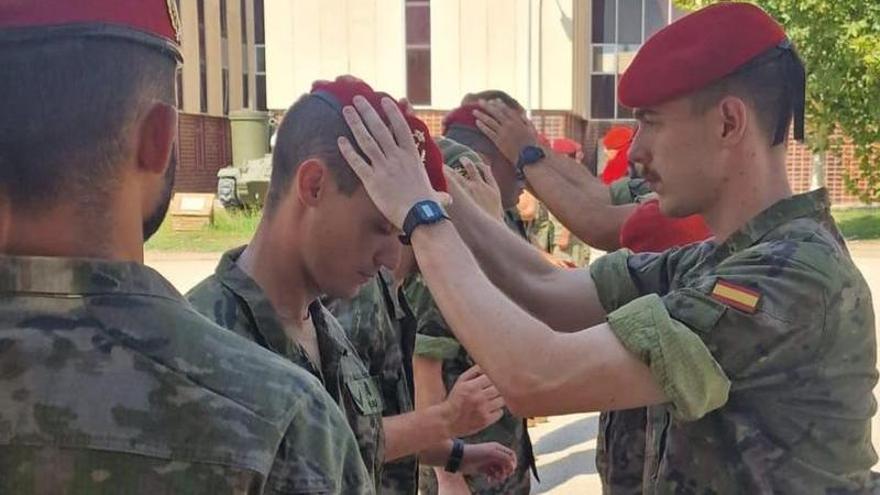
[
  {"x1": 337, "y1": 137, "x2": 374, "y2": 181},
  {"x1": 487, "y1": 396, "x2": 505, "y2": 412},
  {"x1": 460, "y1": 157, "x2": 480, "y2": 181},
  {"x1": 381, "y1": 97, "x2": 420, "y2": 157},
  {"x1": 351, "y1": 96, "x2": 399, "y2": 155},
  {"x1": 473, "y1": 158, "x2": 496, "y2": 187},
  {"x1": 342, "y1": 104, "x2": 387, "y2": 165},
  {"x1": 459, "y1": 364, "x2": 483, "y2": 381}
]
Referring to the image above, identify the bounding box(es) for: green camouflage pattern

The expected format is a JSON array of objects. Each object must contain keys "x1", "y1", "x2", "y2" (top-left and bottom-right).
[
  {"x1": 608, "y1": 177, "x2": 654, "y2": 206},
  {"x1": 590, "y1": 189, "x2": 880, "y2": 494},
  {"x1": 407, "y1": 273, "x2": 535, "y2": 495},
  {"x1": 525, "y1": 201, "x2": 554, "y2": 253},
  {"x1": 186, "y1": 247, "x2": 385, "y2": 491},
  {"x1": 327, "y1": 270, "x2": 420, "y2": 495},
  {"x1": 549, "y1": 213, "x2": 590, "y2": 267},
  {"x1": 0, "y1": 254, "x2": 371, "y2": 494}
]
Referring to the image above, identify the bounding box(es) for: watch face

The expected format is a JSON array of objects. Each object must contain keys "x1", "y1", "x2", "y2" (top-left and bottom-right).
[{"x1": 417, "y1": 202, "x2": 440, "y2": 220}]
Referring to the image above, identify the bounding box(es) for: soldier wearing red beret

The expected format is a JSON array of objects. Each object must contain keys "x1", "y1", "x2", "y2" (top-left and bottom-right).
[
  {"x1": 0, "y1": 2, "x2": 374, "y2": 494},
  {"x1": 338, "y1": 2, "x2": 879, "y2": 493},
  {"x1": 187, "y1": 76, "x2": 516, "y2": 495}
]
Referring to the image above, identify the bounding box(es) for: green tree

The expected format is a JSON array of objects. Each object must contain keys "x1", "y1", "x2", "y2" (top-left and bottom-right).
[{"x1": 674, "y1": 0, "x2": 880, "y2": 201}]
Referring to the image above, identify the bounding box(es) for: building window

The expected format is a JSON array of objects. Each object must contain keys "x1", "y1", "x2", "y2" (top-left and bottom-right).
[
  {"x1": 405, "y1": 0, "x2": 431, "y2": 106},
  {"x1": 241, "y1": 0, "x2": 250, "y2": 108},
  {"x1": 221, "y1": 0, "x2": 230, "y2": 115},
  {"x1": 254, "y1": 0, "x2": 267, "y2": 110},
  {"x1": 589, "y1": 0, "x2": 685, "y2": 120},
  {"x1": 197, "y1": 0, "x2": 208, "y2": 113}
]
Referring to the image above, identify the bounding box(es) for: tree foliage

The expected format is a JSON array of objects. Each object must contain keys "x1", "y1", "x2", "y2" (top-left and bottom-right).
[{"x1": 674, "y1": 0, "x2": 880, "y2": 201}]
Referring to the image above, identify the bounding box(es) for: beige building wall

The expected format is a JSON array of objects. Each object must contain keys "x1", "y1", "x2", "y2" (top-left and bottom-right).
[
  {"x1": 177, "y1": 0, "x2": 257, "y2": 116},
  {"x1": 264, "y1": 0, "x2": 406, "y2": 110},
  {"x1": 430, "y1": 0, "x2": 580, "y2": 113}
]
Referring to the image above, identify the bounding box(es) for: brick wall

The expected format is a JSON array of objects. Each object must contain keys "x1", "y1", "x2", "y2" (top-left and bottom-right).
[{"x1": 176, "y1": 113, "x2": 232, "y2": 193}]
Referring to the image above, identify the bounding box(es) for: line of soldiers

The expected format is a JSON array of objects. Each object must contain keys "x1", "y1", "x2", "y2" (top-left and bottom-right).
[{"x1": 1, "y1": 2, "x2": 879, "y2": 495}]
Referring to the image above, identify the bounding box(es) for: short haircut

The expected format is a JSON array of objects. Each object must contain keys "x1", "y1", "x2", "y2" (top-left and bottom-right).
[
  {"x1": 0, "y1": 35, "x2": 176, "y2": 211},
  {"x1": 265, "y1": 95, "x2": 362, "y2": 213},
  {"x1": 689, "y1": 50, "x2": 804, "y2": 146},
  {"x1": 444, "y1": 127, "x2": 507, "y2": 167},
  {"x1": 461, "y1": 90, "x2": 525, "y2": 114}
]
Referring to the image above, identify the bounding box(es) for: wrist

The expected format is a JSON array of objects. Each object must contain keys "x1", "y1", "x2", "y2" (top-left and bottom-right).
[
  {"x1": 433, "y1": 399, "x2": 457, "y2": 439},
  {"x1": 399, "y1": 199, "x2": 450, "y2": 245}
]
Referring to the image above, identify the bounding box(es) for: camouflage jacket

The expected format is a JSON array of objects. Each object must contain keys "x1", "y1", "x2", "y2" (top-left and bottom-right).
[
  {"x1": 591, "y1": 189, "x2": 879, "y2": 494},
  {"x1": 609, "y1": 177, "x2": 654, "y2": 205},
  {"x1": 525, "y1": 202, "x2": 554, "y2": 253},
  {"x1": 186, "y1": 247, "x2": 385, "y2": 491},
  {"x1": 406, "y1": 273, "x2": 536, "y2": 495},
  {"x1": 327, "y1": 270, "x2": 420, "y2": 495},
  {"x1": 0, "y1": 254, "x2": 371, "y2": 494}
]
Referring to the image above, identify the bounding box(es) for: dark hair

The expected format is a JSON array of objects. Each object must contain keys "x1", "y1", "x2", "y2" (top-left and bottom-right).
[
  {"x1": 690, "y1": 48, "x2": 805, "y2": 146},
  {"x1": 444, "y1": 127, "x2": 508, "y2": 167},
  {"x1": 461, "y1": 90, "x2": 525, "y2": 114},
  {"x1": 0, "y1": 35, "x2": 176, "y2": 211},
  {"x1": 265, "y1": 95, "x2": 362, "y2": 213}
]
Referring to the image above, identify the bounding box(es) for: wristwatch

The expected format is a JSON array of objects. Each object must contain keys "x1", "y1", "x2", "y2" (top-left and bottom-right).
[
  {"x1": 515, "y1": 144, "x2": 546, "y2": 180},
  {"x1": 399, "y1": 200, "x2": 449, "y2": 245},
  {"x1": 444, "y1": 438, "x2": 465, "y2": 473}
]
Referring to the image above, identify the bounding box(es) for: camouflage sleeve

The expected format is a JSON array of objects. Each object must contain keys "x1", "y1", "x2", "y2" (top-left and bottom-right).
[
  {"x1": 265, "y1": 379, "x2": 374, "y2": 494},
  {"x1": 403, "y1": 275, "x2": 454, "y2": 341},
  {"x1": 415, "y1": 334, "x2": 462, "y2": 360},
  {"x1": 608, "y1": 177, "x2": 653, "y2": 205},
  {"x1": 605, "y1": 293, "x2": 731, "y2": 421}
]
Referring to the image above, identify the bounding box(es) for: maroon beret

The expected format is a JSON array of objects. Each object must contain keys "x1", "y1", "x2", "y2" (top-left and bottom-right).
[
  {"x1": 441, "y1": 104, "x2": 482, "y2": 134},
  {"x1": 551, "y1": 138, "x2": 581, "y2": 156},
  {"x1": 311, "y1": 76, "x2": 447, "y2": 193},
  {"x1": 0, "y1": 0, "x2": 182, "y2": 61},
  {"x1": 618, "y1": 3, "x2": 785, "y2": 109}
]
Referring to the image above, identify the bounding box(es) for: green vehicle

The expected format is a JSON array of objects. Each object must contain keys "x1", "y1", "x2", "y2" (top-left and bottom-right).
[{"x1": 216, "y1": 110, "x2": 273, "y2": 209}]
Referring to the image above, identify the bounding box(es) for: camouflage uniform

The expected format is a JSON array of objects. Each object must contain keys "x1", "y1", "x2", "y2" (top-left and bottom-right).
[
  {"x1": 549, "y1": 213, "x2": 590, "y2": 267},
  {"x1": 327, "y1": 270, "x2": 420, "y2": 495},
  {"x1": 593, "y1": 176, "x2": 659, "y2": 495},
  {"x1": 590, "y1": 189, "x2": 879, "y2": 493},
  {"x1": 525, "y1": 202, "x2": 554, "y2": 253},
  {"x1": 0, "y1": 255, "x2": 371, "y2": 494},
  {"x1": 187, "y1": 246, "x2": 386, "y2": 490},
  {"x1": 408, "y1": 272, "x2": 537, "y2": 495}
]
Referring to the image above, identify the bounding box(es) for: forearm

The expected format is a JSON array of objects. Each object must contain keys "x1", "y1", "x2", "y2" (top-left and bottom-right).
[
  {"x1": 383, "y1": 403, "x2": 453, "y2": 462},
  {"x1": 446, "y1": 185, "x2": 561, "y2": 316},
  {"x1": 525, "y1": 157, "x2": 636, "y2": 251},
  {"x1": 410, "y1": 221, "x2": 608, "y2": 411}
]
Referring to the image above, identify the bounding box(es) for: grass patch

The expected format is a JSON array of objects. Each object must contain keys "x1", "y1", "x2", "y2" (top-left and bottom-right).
[
  {"x1": 832, "y1": 208, "x2": 880, "y2": 240},
  {"x1": 145, "y1": 207, "x2": 262, "y2": 252}
]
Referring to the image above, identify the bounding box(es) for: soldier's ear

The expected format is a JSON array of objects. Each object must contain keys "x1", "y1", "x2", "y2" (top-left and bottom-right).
[
  {"x1": 294, "y1": 159, "x2": 330, "y2": 207},
  {"x1": 135, "y1": 102, "x2": 178, "y2": 176}
]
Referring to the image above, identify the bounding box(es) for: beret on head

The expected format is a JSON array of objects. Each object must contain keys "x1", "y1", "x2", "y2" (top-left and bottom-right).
[
  {"x1": 602, "y1": 126, "x2": 634, "y2": 151},
  {"x1": 311, "y1": 76, "x2": 447, "y2": 192},
  {"x1": 0, "y1": 0, "x2": 182, "y2": 61},
  {"x1": 442, "y1": 104, "x2": 482, "y2": 134},
  {"x1": 551, "y1": 138, "x2": 582, "y2": 156},
  {"x1": 618, "y1": 2, "x2": 785, "y2": 109},
  {"x1": 619, "y1": 200, "x2": 712, "y2": 253}
]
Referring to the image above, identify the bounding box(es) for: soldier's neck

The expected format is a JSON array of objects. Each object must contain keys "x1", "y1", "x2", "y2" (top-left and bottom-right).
[
  {"x1": 0, "y1": 199, "x2": 144, "y2": 262},
  {"x1": 238, "y1": 222, "x2": 314, "y2": 324},
  {"x1": 703, "y1": 151, "x2": 792, "y2": 243}
]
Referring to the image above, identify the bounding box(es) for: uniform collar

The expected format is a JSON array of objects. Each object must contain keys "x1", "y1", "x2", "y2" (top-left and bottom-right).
[
  {"x1": 717, "y1": 188, "x2": 830, "y2": 255},
  {"x1": 214, "y1": 246, "x2": 348, "y2": 377},
  {"x1": 0, "y1": 254, "x2": 182, "y2": 301}
]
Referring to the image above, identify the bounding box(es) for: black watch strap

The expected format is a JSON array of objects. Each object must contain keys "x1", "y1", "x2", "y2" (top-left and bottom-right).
[
  {"x1": 444, "y1": 438, "x2": 465, "y2": 473},
  {"x1": 399, "y1": 200, "x2": 449, "y2": 245}
]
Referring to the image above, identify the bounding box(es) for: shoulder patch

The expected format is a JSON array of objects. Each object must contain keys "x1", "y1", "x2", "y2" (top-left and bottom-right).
[{"x1": 710, "y1": 279, "x2": 761, "y2": 314}]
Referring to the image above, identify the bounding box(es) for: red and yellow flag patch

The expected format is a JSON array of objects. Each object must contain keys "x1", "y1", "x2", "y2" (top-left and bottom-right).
[{"x1": 710, "y1": 279, "x2": 761, "y2": 314}]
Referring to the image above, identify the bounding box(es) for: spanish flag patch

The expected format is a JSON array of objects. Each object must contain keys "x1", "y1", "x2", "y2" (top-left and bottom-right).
[{"x1": 710, "y1": 279, "x2": 761, "y2": 314}]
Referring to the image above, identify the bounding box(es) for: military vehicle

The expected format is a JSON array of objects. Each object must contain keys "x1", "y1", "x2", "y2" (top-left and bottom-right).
[{"x1": 216, "y1": 109, "x2": 273, "y2": 209}]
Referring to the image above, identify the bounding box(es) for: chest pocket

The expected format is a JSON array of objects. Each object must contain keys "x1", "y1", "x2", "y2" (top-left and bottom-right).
[{"x1": 346, "y1": 375, "x2": 384, "y2": 415}]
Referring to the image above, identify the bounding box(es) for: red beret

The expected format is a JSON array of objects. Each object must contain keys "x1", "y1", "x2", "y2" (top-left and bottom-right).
[
  {"x1": 0, "y1": 0, "x2": 181, "y2": 61},
  {"x1": 311, "y1": 76, "x2": 447, "y2": 193},
  {"x1": 619, "y1": 200, "x2": 712, "y2": 253},
  {"x1": 601, "y1": 142, "x2": 631, "y2": 185},
  {"x1": 602, "y1": 126, "x2": 634, "y2": 151},
  {"x1": 551, "y1": 138, "x2": 581, "y2": 156},
  {"x1": 441, "y1": 104, "x2": 482, "y2": 134},
  {"x1": 619, "y1": 2, "x2": 785, "y2": 108}
]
